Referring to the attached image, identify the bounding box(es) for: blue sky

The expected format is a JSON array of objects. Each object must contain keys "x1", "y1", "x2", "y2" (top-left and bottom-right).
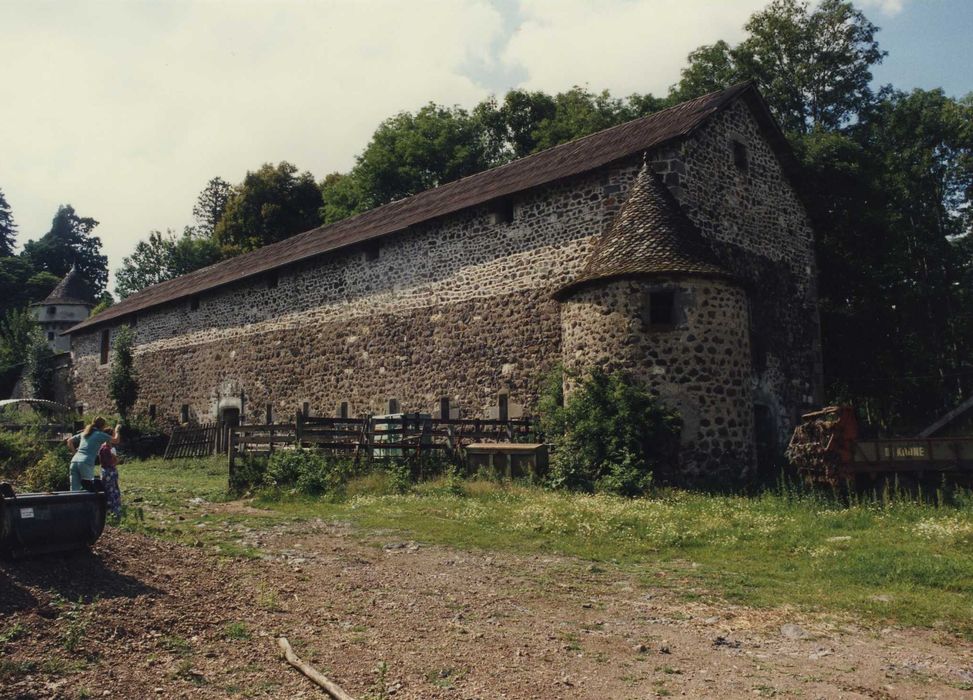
[{"x1": 0, "y1": 0, "x2": 968, "y2": 294}]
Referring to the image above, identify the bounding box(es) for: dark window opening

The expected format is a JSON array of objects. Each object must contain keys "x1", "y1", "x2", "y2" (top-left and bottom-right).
[
  {"x1": 129, "y1": 314, "x2": 137, "y2": 328},
  {"x1": 498, "y1": 394, "x2": 509, "y2": 422},
  {"x1": 733, "y1": 140, "x2": 749, "y2": 171},
  {"x1": 100, "y1": 329, "x2": 110, "y2": 364},
  {"x1": 265, "y1": 403, "x2": 273, "y2": 424},
  {"x1": 439, "y1": 397, "x2": 450, "y2": 420},
  {"x1": 364, "y1": 241, "x2": 380, "y2": 261},
  {"x1": 387, "y1": 398, "x2": 399, "y2": 414},
  {"x1": 267, "y1": 271, "x2": 279, "y2": 289},
  {"x1": 47, "y1": 331, "x2": 55, "y2": 341},
  {"x1": 148, "y1": 404, "x2": 156, "y2": 420},
  {"x1": 47, "y1": 306, "x2": 56, "y2": 315},
  {"x1": 754, "y1": 404, "x2": 778, "y2": 473},
  {"x1": 302, "y1": 401, "x2": 310, "y2": 417},
  {"x1": 339, "y1": 402, "x2": 349, "y2": 419},
  {"x1": 189, "y1": 296, "x2": 200, "y2": 311},
  {"x1": 490, "y1": 197, "x2": 515, "y2": 225},
  {"x1": 648, "y1": 290, "x2": 676, "y2": 328},
  {"x1": 180, "y1": 404, "x2": 190, "y2": 423},
  {"x1": 76, "y1": 403, "x2": 85, "y2": 415}
]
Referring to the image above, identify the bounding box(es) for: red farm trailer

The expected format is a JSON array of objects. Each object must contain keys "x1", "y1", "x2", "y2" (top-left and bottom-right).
[{"x1": 787, "y1": 405, "x2": 973, "y2": 487}]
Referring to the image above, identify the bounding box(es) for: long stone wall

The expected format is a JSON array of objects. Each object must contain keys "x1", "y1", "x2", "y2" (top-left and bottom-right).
[{"x1": 71, "y1": 95, "x2": 821, "y2": 477}]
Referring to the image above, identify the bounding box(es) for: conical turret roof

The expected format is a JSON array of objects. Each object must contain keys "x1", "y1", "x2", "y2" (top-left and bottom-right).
[
  {"x1": 40, "y1": 266, "x2": 92, "y2": 305},
  {"x1": 556, "y1": 161, "x2": 730, "y2": 299}
]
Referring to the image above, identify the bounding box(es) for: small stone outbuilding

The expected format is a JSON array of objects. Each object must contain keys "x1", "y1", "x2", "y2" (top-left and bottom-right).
[{"x1": 65, "y1": 83, "x2": 823, "y2": 480}]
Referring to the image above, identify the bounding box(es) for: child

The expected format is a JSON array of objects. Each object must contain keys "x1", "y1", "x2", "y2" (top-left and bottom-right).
[{"x1": 98, "y1": 441, "x2": 122, "y2": 520}]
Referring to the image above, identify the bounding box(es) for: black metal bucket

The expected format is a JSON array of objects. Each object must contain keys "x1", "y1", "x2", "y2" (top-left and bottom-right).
[{"x1": 0, "y1": 481, "x2": 107, "y2": 559}]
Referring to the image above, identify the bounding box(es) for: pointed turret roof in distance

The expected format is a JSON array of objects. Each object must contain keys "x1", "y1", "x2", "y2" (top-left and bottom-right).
[
  {"x1": 555, "y1": 161, "x2": 731, "y2": 300},
  {"x1": 37, "y1": 266, "x2": 93, "y2": 306}
]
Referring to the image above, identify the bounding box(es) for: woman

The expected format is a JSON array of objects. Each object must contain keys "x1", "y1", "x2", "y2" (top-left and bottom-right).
[{"x1": 66, "y1": 417, "x2": 121, "y2": 491}]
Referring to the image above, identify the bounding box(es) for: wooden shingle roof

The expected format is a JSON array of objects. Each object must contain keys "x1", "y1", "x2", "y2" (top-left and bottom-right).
[
  {"x1": 69, "y1": 82, "x2": 760, "y2": 334},
  {"x1": 555, "y1": 161, "x2": 731, "y2": 299},
  {"x1": 35, "y1": 267, "x2": 92, "y2": 306}
]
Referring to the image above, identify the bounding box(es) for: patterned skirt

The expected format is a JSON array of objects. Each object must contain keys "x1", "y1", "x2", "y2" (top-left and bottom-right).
[{"x1": 102, "y1": 466, "x2": 122, "y2": 518}]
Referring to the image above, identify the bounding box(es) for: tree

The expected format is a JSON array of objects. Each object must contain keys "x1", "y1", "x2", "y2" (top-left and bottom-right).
[
  {"x1": 21, "y1": 205, "x2": 107, "y2": 299},
  {"x1": 0, "y1": 308, "x2": 37, "y2": 370},
  {"x1": 319, "y1": 171, "x2": 368, "y2": 225},
  {"x1": 0, "y1": 257, "x2": 59, "y2": 314},
  {"x1": 672, "y1": 0, "x2": 886, "y2": 134},
  {"x1": 0, "y1": 188, "x2": 16, "y2": 257},
  {"x1": 25, "y1": 331, "x2": 55, "y2": 400},
  {"x1": 109, "y1": 325, "x2": 138, "y2": 419},
  {"x1": 115, "y1": 228, "x2": 223, "y2": 298},
  {"x1": 192, "y1": 177, "x2": 233, "y2": 237},
  {"x1": 214, "y1": 162, "x2": 323, "y2": 252}
]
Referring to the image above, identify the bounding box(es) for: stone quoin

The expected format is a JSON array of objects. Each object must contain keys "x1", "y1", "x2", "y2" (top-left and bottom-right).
[{"x1": 65, "y1": 83, "x2": 822, "y2": 479}]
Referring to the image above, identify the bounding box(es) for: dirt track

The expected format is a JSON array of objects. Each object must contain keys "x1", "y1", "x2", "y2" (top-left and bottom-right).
[{"x1": 2, "y1": 511, "x2": 972, "y2": 699}]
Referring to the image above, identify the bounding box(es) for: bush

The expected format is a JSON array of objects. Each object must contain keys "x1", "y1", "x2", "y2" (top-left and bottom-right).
[
  {"x1": 22, "y1": 447, "x2": 70, "y2": 492},
  {"x1": 0, "y1": 430, "x2": 48, "y2": 482},
  {"x1": 264, "y1": 449, "x2": 355, "y2": 497},
  {"x1": 230, "y1": 454, "x2": 267, "y2": 494},
  {"x1": 544, "y1": 368, "x2": 681, "y2": 496}
]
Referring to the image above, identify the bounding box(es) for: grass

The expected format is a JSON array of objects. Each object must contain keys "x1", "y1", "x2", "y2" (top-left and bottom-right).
[{"x1": 120, "y1": 456, "x2": 973, "y2": 636}]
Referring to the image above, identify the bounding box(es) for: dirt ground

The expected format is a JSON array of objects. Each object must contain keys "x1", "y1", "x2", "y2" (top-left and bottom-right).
[{"x1": 2, "y1": 504, "x2": 972, "y2": 699}]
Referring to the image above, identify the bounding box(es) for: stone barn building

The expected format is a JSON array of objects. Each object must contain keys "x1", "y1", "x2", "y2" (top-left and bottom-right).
[{"x1": 65, "y1": 83, "x2": 822, "y2": 478}]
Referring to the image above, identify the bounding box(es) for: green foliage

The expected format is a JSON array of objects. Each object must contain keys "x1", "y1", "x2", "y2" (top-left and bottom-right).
[
  {"x1": 108, "y1": 325, "x2": 138, "y2": 419},
  {"x1": 0, "y1": 308, "x2": 38, "y2": 371},
  {"x1": 25, "y1": 332, "x2": 56, "y2": 400},
  {"x1": 214, "y1": 162, "x2": 322, "y2": 252},
  {"x1": 263, "y1": 449, "x2": 354, "y2": 498},
  {"x1": 191, "y1": 177, "x2": 233, "y2": 238},
  {"x1": 21, "y1": 204, "x2": 106, "y2": 299},
  {"x1": 0, "y1": 187, "x2": 16, "y2": 257},
  {"x1": 0, "y1": 257, "x2": 59, "y2": 316},
  {"x1": 115, "y1": 229, "x2": 224, "y2": 299},
  {"x1": 545, "y1": 369, "x2": 681, "y2": 496},
  {"x1": 23, "y1": 446, "x2": 70, "y2": 492},
  {"x1": 0, "y1": 430, "x2": 47, "y2": 481},
  {"x1": 672, "y1": 0, "x2": 885, "y2": 134}
]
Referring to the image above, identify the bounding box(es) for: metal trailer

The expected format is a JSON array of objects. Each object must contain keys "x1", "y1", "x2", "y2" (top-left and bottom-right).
[
  {"x1": 0, "y1": 482, "x2": 106, "y2": 559},
  {"x1": 787, "y1": 406, "x2": 973, "y2": 486}
]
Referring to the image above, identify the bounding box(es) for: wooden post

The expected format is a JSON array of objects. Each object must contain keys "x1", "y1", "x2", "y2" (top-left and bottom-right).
[
  {"x1": 295, "y1": 409, "x2": 305, "y2": 448},
  {"x1": 227, "y1": 427, "x2": 236, "y2": 489}
]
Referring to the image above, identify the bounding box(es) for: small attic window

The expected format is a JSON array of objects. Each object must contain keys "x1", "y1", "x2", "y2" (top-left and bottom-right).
[
  {"x1": 648, "y1": 290, "x2": 676, "y2": 328},
  {"x1": 490, "y1": 197, "x2": 515, "y2": 225},
  {"x1": 266, "y1": 270, "x2": 279, "y2": 289},
  {"x1": 364, "y1": 240, "x2": 380, "y2": 262},
  {"x1": 189, "y1": 296, "x2": 200, "y2": 311},
  {"x1": 732, "y1": 140, "x2": 749, "y2": 172},
  {"x1": 47, "y1": 306, "x2": 56, "y2": 315},
  {"x1": 129, "y1": 313, "x2": 137, "y2": 328}
]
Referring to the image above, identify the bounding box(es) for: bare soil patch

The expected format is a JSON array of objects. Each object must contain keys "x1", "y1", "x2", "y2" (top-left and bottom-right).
[{"x1": 2, "y1": 507, "x2": 972, "y2": 699}]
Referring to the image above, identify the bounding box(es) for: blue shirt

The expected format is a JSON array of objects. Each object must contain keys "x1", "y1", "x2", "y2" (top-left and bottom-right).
[{"x1": 70, "y1": 430, "x2": 112, "y2": 468}]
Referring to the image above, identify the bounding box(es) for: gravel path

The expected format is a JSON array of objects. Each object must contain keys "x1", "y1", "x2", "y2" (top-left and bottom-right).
[{"x1": 2, "y1": 512, "x2": 972, "y2": 699}]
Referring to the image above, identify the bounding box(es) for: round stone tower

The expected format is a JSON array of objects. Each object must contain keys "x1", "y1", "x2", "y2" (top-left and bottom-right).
[
  {"x1": 556, "y1": 162, "x2": 754, "y2": 480},
  {"x1": 30, "y1": 267, "x2": 94, "y2": 354}
]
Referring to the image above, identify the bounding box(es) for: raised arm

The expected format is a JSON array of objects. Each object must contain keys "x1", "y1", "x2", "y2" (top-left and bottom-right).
[
  {"x1": 110, "y1": 424, "x2": 122, "y2": 445},
  {"x1": 65, "y1": 435, "x2": 77, "y2": 454}
]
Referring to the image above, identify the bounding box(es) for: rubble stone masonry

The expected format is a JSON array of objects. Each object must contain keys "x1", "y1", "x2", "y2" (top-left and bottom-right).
[{"x1": 71, "y1": 97, "x2": 820, "y2": 476}]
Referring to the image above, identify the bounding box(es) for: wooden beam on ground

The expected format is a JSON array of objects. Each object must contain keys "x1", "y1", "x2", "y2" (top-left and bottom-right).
[{"x1": 277, "y1": 637, "x2": 356, "y2": 700}]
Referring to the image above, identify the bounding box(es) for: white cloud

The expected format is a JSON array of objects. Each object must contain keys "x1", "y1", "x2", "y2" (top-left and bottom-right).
[{"x1": 858, "y1": 0, "x2": 906, "y2": 16}]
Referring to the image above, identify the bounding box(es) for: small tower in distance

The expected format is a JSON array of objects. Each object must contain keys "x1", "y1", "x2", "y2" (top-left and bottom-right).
[{"x1": 30, "y1": 266, "x2": 94, "y2": 353}]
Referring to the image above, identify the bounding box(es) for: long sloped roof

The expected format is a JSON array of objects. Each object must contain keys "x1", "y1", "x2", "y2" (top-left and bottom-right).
[
  {"x1": 36, "y1": 267, "x2": 92, "y2": 306},
  {"x1": 69, "y1": 82, "x2": 761, "y2": 334},
  {"x1": 556, "y1": 161, "x2": 731, "y2": 299}
]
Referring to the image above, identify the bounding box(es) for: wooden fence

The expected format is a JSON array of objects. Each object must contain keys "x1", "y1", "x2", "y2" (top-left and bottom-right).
[
  {"x1": 163, "y1": 421, "x2": 228, "y2": 459},
  {"x1": 227, "y1": 412, "x2": 540, "y2": 472}
]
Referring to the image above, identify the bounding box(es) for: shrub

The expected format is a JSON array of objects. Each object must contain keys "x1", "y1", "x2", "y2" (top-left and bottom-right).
[
  {"x1": 263, "y1": 450, "x2": 306, "y2": 488},
  {"x1": 264, "y1": 449, "x2": 355, "y2": 497},
  {"x1": 22, "y1": 447, "x2": 70, "y2": 492},
  {"x1": 109, "y1": 326, "x2": 139, "y2": 419},
  {"x1": 0, "y1": 430, "x2": 47, "y2": 482},
  {"x1": 230, "y1": 454, "x2": 267, "y2": 493},
  {"x1": 384, "y1": 459, "x2": 413, "y2": 495},
  {"x1": 544, "y1": 368, "x2": 681, "y2": 496}
]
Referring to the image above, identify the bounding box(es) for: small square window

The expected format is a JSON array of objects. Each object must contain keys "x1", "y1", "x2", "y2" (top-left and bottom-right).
[
  {"x1": 47, "y1": 331, "x2": 55, "y2": 341},
  {"x1": 490, "y1": 198, "x2": 515, "y2": 225},
  {"x1": 267, "y1": 271, "x2": 279, "y2": 289},
  {"x1": 364, "y1": 241, "x2": 380, "y2": 262},
  {"x1": 189, "y1": 296, "x2": 200, "y2": 311},
  {"x1": 648, "y1": 291, "x2": 676, "y2": 328},
  {"x1": 732, "y1": 140, "x2": 748, "y2": 171}
]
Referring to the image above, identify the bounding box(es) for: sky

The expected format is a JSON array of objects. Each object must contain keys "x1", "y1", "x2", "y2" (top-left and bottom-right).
[{"x1": 0, "y1": 0, "x2": 970, "y2": 295}]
